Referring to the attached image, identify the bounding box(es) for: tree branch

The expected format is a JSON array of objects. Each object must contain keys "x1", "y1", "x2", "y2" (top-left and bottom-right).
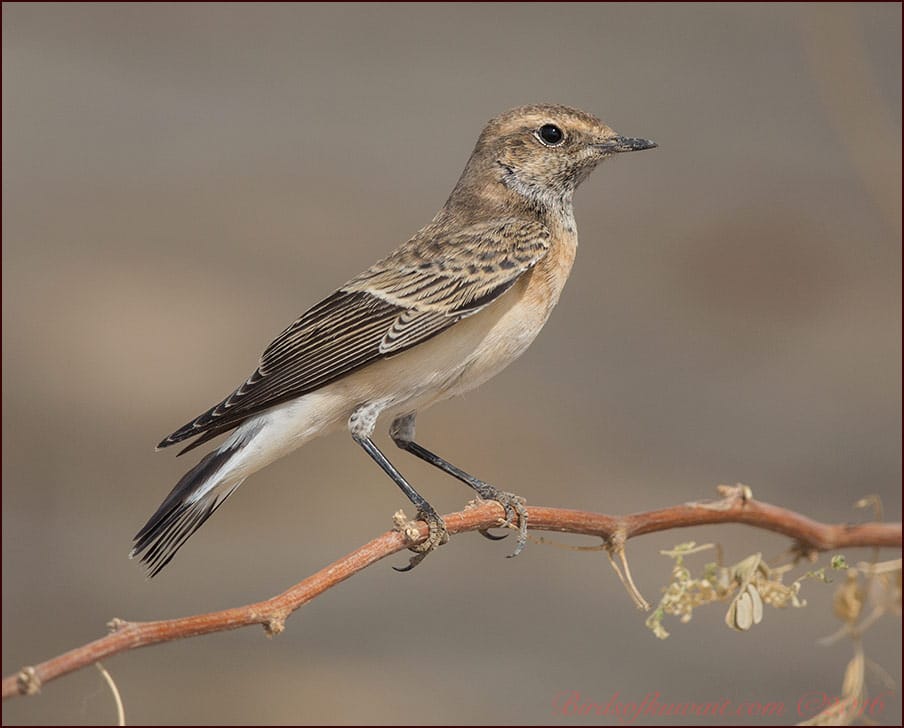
[{"x1": 3, "y1": 486, "x2": 900, "y2": 700}]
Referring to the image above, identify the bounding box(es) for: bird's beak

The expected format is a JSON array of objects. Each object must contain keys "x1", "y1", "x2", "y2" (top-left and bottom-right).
[{"x1": 596, "y1": 136, "x2": 658, "y2": 153}]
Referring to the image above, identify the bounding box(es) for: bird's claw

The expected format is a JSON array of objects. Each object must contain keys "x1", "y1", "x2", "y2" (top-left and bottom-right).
[
  {"x1": 393, "y1": 509, "x2": 448, "y2": 572},
  {"x1": 478, "y1": 528, "x2": 508, "y2": 541},
  {"x1": 471, "y1": 483, "x2": 528, "y2": 558}
]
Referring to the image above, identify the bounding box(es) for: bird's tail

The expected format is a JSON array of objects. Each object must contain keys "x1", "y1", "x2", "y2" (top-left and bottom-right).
[{"x1": 131, "y1": 439, "x2": 248, "y2": 577}]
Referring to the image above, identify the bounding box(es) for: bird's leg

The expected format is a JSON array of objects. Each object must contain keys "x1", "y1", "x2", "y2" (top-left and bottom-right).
[
  {"x1": 390, "y1": 413, "x2": 528, "y2": 557},
  {"x1": 350, "y1": 405, "x2": 448, "y2": 571}
]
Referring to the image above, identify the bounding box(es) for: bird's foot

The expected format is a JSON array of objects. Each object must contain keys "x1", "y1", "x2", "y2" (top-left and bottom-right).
[
  {"x1": 392, "y1": 508, "x2": 449, "y2": 572},
  {"x1": 469, "y1": 482, "x2": 528, "y2": 558}
]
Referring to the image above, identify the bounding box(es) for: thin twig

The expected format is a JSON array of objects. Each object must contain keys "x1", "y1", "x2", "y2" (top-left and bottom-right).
[
  {"x1": 95, "y1": 663, "x2": 125, "y2": 727},
  {"x1": 3, "y1": 486, "x2": 900, "y2": 701}
]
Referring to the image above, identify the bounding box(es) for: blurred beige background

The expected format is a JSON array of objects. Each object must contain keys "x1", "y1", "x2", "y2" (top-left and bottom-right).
[{"x1": 3, "y1": 3, "x2": 901, "y2": 725}]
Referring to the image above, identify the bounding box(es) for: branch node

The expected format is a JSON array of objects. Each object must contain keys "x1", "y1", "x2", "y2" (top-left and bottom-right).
[
  {"x1": 791, "y1": 541, "x2": 821, "y2": 564},
  {"x1": 107, "y1": 618, "x2": 129, "y2": 634},
  {"x1": 16, "y1": 667, "x2": 40, "y2": 696},
  {"x1": 716, "y1": 482, "x2": 753, "y2": 502},
  {"x1": 263, "y1": 615, "x2": 286, "y2": 637},
  {"x1": 392, "y1": 509, "x2": 423, "y2": 545},
  {"x1": 692, "y1": 483, "x2": 753, "y2": 511}
]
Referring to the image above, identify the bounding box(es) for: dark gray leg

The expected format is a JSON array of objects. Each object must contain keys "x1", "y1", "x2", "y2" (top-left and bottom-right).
[
  {"x1": 390, "y1": 413, "x2": 528, "y2": 557},
  {"x1": 350, "y1": 405, "x2": 448, "y2": 571}
]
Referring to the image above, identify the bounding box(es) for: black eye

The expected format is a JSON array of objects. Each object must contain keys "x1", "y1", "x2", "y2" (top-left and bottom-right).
[{"x1": 537, "y1": 123, "x2": 564, "y2": 146}]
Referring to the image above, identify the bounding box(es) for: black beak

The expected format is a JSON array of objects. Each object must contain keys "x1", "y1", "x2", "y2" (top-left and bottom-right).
[{"x1": 596, "y1": 136, "x2": 658, "y2": 153}]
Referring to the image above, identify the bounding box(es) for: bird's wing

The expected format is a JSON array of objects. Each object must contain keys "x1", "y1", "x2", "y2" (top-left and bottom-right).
[{"x1": 158, "y1": 219, "x2": 550, "y2": 453}]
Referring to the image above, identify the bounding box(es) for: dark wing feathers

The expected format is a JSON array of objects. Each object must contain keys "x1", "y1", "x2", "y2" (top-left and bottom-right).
[
  {"x1": 158, "y1": 219, "x2": 550, "y2": 452},
  {"x1": 162, "y1": 291, "x2": 410, "y2": 453}
]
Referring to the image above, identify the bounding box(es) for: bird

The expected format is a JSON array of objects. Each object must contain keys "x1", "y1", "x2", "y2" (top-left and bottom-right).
[{"x1": 131, "y1": 103, "x2": 656, "y2": 576}]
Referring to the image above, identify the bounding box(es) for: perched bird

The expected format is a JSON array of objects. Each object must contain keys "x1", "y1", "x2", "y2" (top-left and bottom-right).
[{"x1": 132, "y1": 103, "x2": 656, "y2": 576}]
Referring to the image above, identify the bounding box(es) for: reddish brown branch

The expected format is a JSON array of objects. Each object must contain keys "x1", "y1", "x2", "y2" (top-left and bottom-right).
[{"x1": 3, "y1": 486, "x2": 900, "y2": 700}]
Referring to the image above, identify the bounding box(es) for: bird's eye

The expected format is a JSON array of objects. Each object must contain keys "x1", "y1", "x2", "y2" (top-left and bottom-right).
[{"x1": 536, "y1": 123, "x2": 565, "y2": 146}]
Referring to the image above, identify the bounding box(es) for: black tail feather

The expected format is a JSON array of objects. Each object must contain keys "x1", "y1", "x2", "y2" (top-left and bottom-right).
[{"x1": 132, "y1": 446, "x2": 240, "y2": 577}]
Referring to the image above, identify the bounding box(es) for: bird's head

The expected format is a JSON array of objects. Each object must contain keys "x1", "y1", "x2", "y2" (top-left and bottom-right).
[{"x1": 463, "y1": 103, "x2": 656, "y2": 210}]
